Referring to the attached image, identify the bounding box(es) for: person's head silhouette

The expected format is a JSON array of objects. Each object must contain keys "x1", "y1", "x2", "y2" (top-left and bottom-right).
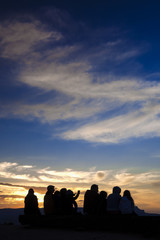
[
  {"x1": 28, "y1": 188, "x2": 34, "y2": 194},
  {"x1": 113, "y1": 186, "x2": 121, "y2": 194},
  {"x1": 47, "y1": 185, "x2": 55, "y2": 193},
  {"x1": 91, "y1": 184, "x2": 98, "y2": 193}
]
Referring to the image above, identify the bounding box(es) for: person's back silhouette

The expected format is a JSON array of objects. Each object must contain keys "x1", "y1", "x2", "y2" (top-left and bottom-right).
[
  {"x1": 44, "y1": 185, "x2": 55, "y2": 215},
  {"x1": 83, "y1": 184, "x2": 99, "y2": 215},
  {"x1": 107, "y1": 186, "x2": 121, "y2": 214},
  {"x1": 24, "y1": 188, "x2": 40, "y2": 215},
  {"x1": 119, "y1": 190, "x2": 136, "y2": 215},
  {"x1": 97, "y1": 190, "x2": 107, "y2": 215},
  {"x1": 59, "y1": 188, "x2": 67, "y2": 214}
]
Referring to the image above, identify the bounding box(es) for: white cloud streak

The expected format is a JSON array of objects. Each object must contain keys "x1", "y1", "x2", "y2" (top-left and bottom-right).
[
  {"x1": 0, "y1": 20, "x2": 62, "y2": 59},
  {"x1": 61, "y1": 105, "x2": 160, "y2": 143},
  {"x1": 0, "y1": 162, "x2": 37, "y2": 181},
  {"x1": 0, "y1": 162, "x2": 159, "y2": 190},
  {"x1": 0, "y1": 15, "x2": 160, "y2": 144}
]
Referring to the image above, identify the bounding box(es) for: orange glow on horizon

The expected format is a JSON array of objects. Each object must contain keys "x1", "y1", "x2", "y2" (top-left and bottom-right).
[{"x1": 0, "y1": 186, "x2": 160, "y2": 214}]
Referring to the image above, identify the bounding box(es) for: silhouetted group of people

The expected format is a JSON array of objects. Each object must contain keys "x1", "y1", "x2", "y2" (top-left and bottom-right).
[
  {"x1": 24, "y1": 185, "x2": 80, "y2": 216},
  {"x1": 84, "y1": 185, "x2": 136, "y2": 216},
  {"x1": 24, "y1": 184, "x2": 136, "y2": 216},
  {"x1": 44, "y1": 185, "x2": 80, "y2": 215}
]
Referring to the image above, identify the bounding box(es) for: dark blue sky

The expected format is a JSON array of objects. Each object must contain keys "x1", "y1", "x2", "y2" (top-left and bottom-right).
[{"x1": 0, "y1": 0, "x2": 160, "y2": 212}]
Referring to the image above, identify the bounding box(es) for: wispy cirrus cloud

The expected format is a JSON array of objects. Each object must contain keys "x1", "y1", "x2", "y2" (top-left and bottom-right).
[
  {"x1": 0, "y1": 162, "x2": 38, "y2": 182},
  {"x1": 0, "y1": 195, "x2": 24, "y2": 199},
  {"x1": 0, "y1": 11, "x2": 160, "y2": 144},
  {"x1": 60, "y1": 104, "x2": 160, "y2": 143},
  {"x1": 0, "y1": 161, "x2": 111, "y2": 185},
  {"x1": 0, "y1": 19, "x2": 62, "y2": 59},
  {"x1": 0, "y1": 182, "x2": 46, "y2": 195},
  {"x1": 0, "y1": 161, "x2": 160, "y2": 189}
]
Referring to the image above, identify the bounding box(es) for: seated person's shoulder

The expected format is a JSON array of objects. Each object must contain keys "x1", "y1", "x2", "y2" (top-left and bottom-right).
[
  {"x1": 107, "y1": 194, "x2": 113, "y2": 199},
  {"x1": 85, "y1": 190, "x2": 90, "y2": 196}
]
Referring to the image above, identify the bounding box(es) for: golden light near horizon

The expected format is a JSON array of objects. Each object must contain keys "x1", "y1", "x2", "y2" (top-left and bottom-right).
[
  {"x1": 0, "y1": 181, "x2": 160, "y2": 213},
  {"x1": 34, "y1": 192, "x2": 45, "y2": 208},
  {"x1": 0, "y1": 185, "x2": 26, "y2": 208},
  {"x1": 0, "y1": 160, "x2": 160, "y2": 212}
]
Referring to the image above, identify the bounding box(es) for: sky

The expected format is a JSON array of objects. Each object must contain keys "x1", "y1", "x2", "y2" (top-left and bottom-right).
[{"x1": 0, "y1": 0, "x2": 160, "y2": 213}]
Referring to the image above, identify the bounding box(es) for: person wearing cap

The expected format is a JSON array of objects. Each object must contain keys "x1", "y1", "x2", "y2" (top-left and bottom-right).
[{"x1": 44, "y1": 185, "x2": 55, "y2": 215}]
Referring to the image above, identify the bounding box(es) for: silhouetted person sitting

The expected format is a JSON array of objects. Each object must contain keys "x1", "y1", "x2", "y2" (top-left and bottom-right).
[
  {"x1": 24, "y1": 188, "x2": 40, "y2": 215},
  {"x1": 119, "y1": 190, "x2": 136, "y2": 215},
  {"x1": 54, "y1": 190, "x2": 61, "y2": 214},
  {"x1": 97, "y1": 190, "x2": 107, "y2": 215},
  {"x1": 107, "y1": 186, "x2": 121, "y2": 214},
  {"x1": 66, "y1": 189, "x2": 80, "y2": 214},
  {"x1": 59, "y1": 188, "x2": 67, "y2": 214},
  {"x1": 83, "y1": 184, "x2": 99, "y2": 215},
  {"x1": 44, "y1": 185, "x2": 55, "y2": 215}
]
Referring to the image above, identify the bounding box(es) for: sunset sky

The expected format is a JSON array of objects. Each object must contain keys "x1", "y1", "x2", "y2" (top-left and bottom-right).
[{"x1": 0, "y1": 0, "x2": 160, "y2": 213}]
